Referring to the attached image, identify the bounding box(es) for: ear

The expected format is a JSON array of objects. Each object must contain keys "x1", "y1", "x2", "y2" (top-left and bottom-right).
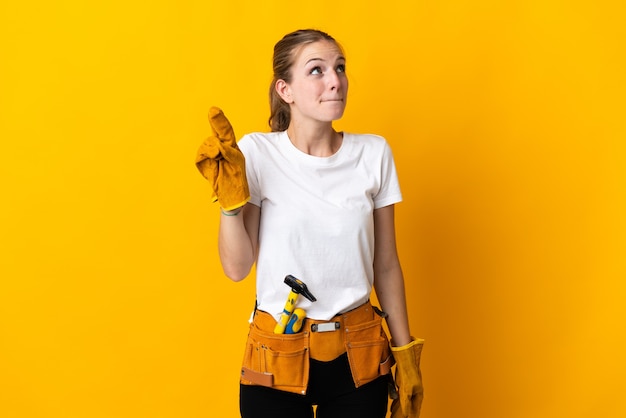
[{"x1": 275, "y1": 79, "x2": 293, "y2": 104}]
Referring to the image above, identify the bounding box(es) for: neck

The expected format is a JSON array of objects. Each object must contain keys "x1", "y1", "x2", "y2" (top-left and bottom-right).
[{"x1": 287, "y1": 121, "x2": 342, "y2": 157}]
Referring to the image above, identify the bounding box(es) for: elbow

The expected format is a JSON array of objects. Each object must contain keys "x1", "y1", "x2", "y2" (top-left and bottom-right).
[
  {"x1": 226, "y1": 273, "x2": 248, "y2": 283},
  {"x1": 222, "y1": 265, "x2": 251, "y2": 282},
  {"x1": 218, "y1": 248, "x2": 254, "y2": 282},
  {"x1": 219, "y1": 245, "x2": 256, "y2": 282}
]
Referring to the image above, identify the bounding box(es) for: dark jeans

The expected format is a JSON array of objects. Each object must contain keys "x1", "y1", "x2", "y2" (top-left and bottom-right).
[{"x1": 240, "y1": 353, "x2": 389, "y2": 418}]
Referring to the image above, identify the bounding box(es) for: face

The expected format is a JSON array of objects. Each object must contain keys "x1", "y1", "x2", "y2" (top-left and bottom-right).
[{"x1": 277, "y1": 40, "x2": 348, "y2": 125}]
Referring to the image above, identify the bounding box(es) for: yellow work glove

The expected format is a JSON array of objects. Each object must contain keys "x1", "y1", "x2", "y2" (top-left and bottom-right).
[
  {"x1": 390, "y1": 338, "x2": 425, "y2": 418},
  {"x1": 195, "y1": 107, "x2": 250, "y2": 211}
]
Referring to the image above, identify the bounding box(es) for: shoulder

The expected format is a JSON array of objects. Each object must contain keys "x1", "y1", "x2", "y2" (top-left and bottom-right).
[
  {"x1": 343, "y1": 132, "x2": 394, "y2": 157},
  {"x1": 238, "y1": 131, "x2": 284, "y2": 154},
  {"x1": 344, "y1": 132, "x2": 390, "y2": 148},
  {"x1": 238, "y1": 131, "x2": 281, "y2": 146}
]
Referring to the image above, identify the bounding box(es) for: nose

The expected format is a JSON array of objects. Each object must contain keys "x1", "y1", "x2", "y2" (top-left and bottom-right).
[{"x1": 328, "y1": 70, "x2": 341, "y2": 91}]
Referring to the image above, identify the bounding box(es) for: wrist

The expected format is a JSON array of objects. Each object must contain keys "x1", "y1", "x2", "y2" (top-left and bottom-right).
[
  {"x1": 391, "y1": 336, "x2": 413, "y2": 348},
  {"x1": 220, "y1": 207, "x2": 243, "y2": 216},
  {"x1": 391, "y1": 337, "x2": 424, "y2": 351}
]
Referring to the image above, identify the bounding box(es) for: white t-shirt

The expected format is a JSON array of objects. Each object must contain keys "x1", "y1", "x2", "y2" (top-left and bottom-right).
[{"x1": 238, "y1": 131, "x2": 402, "y2": 321}]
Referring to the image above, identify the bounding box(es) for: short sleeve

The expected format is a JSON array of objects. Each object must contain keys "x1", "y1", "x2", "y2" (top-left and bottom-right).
[{"x1": 373, "y1": 140, "x2": 403, "y2": 209}]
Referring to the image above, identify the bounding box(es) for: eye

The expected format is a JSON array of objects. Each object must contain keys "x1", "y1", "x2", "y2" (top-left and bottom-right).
[
  {"x1": 336, "y1": 64, "x2": 346, "y2": 73},
  {"x1": 309, "y1": 66, "x2": 322, "y2": 75}
]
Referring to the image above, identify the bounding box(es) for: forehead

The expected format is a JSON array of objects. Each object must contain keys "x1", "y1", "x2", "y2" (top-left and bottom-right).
[{"x1": 293, "y1": 40, "x2": 344, "y2": 65}]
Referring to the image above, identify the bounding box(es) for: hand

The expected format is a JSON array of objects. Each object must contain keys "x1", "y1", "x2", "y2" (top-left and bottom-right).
[
  {"x1": 391, "y1": 338, "x2": 424, "y2": 418},
  {"x1": 195, "y1": 107, "x2": 250, "y2": 210}
]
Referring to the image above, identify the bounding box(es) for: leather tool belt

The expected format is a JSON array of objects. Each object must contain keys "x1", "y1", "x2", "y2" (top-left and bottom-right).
[{"x1": 240, "y1": 301, "x2": 394, "y2": 395}]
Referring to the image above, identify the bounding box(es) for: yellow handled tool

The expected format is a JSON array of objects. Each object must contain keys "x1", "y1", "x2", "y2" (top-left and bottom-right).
[
  {"x1": 274, "y1": 275, "x2": 317, "y2": 334},
  {"x1": 284, "y1": 308, "x2": 307, "y2": 334}
]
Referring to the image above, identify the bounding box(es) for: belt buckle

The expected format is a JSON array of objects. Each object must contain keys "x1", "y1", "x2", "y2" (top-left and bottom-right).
[{"x1": 311, "y1": 322, "x2": 340, "y2": 333}]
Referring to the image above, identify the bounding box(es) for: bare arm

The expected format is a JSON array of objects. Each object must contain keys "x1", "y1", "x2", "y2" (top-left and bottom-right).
[
  {"x1": 373, "y1": 204, "x2": 412, "y2": 347},
  {"x1": 218, "y1": 203, "x2": 260, "y2": 281}
]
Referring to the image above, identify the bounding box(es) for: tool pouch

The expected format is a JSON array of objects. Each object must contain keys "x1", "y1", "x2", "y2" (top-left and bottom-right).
[
  {"x1": 240, "y1": 302, "x2": 393, "y2": 394},
  {"x1": 344, "y1": 306, "x2": 394, "y2": 387},
  {"x1": 240, "y1": 310, "x2": 310, "y2": 395}
]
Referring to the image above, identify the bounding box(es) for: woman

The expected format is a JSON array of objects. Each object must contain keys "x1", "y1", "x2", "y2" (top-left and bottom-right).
[{"x1": 200, "y1": 29, "x2": 423, "y2": 418}]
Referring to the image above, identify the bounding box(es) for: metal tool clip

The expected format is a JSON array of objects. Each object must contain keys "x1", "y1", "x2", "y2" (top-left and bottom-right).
[{"x1": 311, "y1": 322, "x2": 340, "y2": 332}]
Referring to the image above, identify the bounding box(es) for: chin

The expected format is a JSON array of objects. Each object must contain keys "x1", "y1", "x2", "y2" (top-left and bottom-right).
[
  {"x1": 320, "y1": 113, "x2": 344, "y2": 123},
  {"x1": 332, "y1": 111, "x2": 346, "y2": 121},
  {"x1": 325, "y1": 106, "x2": 346, "y2": 121}
]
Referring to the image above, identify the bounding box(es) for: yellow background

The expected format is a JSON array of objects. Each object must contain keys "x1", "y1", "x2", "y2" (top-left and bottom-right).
[{"x1": 1, "y1": 1, "x2": 625, "y2": 417}]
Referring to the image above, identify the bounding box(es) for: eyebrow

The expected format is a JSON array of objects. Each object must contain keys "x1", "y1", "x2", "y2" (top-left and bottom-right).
[{"x1": 305, "y1": 56, "x2": 346, "y2": 65}]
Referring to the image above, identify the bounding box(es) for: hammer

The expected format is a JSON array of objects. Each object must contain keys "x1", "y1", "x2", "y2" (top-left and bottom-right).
[{"x1": 274, "y1": 275, "x2": 317, "y2": 334}]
